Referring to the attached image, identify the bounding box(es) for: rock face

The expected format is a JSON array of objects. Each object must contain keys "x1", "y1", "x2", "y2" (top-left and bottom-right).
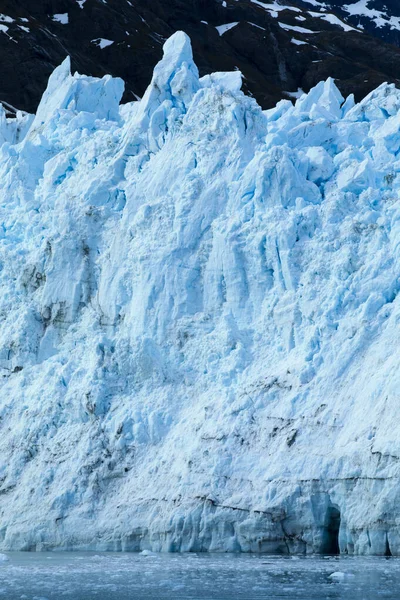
[
  {"x1": 2, "y1": 0, "x2": 400, "y2": 114},
  {"x1": 1, "y1": 31, "x2": 400, "y2": 554}
]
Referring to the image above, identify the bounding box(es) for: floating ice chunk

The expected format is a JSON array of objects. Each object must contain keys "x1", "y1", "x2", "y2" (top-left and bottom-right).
[
  {"x1": 0, "y1": 554, "x2": 8, "y2": 562},
  {"x1": 328, "y1": 571, "x2": 354, "y2": 582},
  {"x1": 329, "y1": 571, "x2": 345, "y2": 581}
]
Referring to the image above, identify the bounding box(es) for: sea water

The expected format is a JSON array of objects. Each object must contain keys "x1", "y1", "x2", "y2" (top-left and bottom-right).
[{"x1": 0, "y1": 552, "x2": 399, "y2": 599}]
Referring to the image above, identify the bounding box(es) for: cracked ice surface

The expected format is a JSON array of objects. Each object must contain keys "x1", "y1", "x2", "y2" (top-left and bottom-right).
[{"x1": 0, "y1": 31, "x2": 400, "y2": 554}]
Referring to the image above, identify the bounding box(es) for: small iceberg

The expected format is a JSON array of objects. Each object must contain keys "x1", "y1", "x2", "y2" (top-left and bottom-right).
[
  {"x1": 140, "y1": 549, "x2": 157, "y2": 556},
  {"x1": 329, "y1": 571, "x2": 354, "y2": 582}
]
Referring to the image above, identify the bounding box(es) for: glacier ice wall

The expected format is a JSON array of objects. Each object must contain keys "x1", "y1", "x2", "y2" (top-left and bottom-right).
[{"x1": 0, "y1": 31, "x2": 400, "y2": 554}]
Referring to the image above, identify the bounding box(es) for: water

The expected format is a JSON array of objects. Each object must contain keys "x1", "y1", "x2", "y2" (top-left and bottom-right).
[{"x1": 0, "y1": 552, "x2": 398, "y2": 599}]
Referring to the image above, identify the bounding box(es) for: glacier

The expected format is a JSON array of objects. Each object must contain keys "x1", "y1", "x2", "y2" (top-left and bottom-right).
[{"x1": 0, "y1": 30, "x2": 400, "y2": 555}]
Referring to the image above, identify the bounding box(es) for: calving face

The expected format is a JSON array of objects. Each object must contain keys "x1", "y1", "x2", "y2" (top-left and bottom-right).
[{"x1": 0, "y1": 30, "x2": 399, "y2": 556}]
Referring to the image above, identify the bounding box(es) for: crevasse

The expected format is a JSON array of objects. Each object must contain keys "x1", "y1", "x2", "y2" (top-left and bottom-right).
[{"x1": 0, "y1": 31, "x2": 399, "y2": 554}]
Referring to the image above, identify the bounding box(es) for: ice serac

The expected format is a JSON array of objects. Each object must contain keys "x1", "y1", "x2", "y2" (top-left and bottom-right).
[
  {"x1": 30, "y1": 56, "x2": 124, "y2": 131},
  {"x1": 126, "y1": 31, "x2": 200, "y2": 153},
  {"x1": 1, "y1": 31, "x2": 400, "y2": 555}
]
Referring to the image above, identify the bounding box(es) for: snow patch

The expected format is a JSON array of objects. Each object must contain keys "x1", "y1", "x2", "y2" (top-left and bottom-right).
[
  {"x1": 278, "y1": 22, "x2": 317, "y2": 33},
  {"x1": 291, "y1": 37, "x2": 308, "y2": 45},
  {"x1": 308, "y1": 11, "x2": 360, "y2": 32},
  {"x1": 343, "y1": 0, "x2": 400, "y2": 30},
  {"x1": 52, "y1": 14, "x2": 69, "y2": 25},
  {"x1": 301, "y1": 0, "x2": 328, "y2": 6},
  {"x1": 215, "y1": 22, "x2": 239, "y2": 35},
  {"x1": 248, "y1": 22, "x2": 266, "y2": 30},
  {"x1": 92, "y1": 38, "x2": 114, "y2": 49},
  {"x1": 250, "y1": 0, "x2": 301, "y2": 17}
]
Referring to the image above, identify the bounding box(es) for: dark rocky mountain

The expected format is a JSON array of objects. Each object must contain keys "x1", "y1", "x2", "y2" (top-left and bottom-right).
[
  {"x1": 1, "y1": 0, "x2": 400, "y2": 114},
  {"x1": 294, "y1": 0, "x2": 400, "y2": 46}
]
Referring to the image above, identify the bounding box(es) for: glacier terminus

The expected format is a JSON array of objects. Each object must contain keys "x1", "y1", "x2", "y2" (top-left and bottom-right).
[{"x1": 0, "y1": 30, "x2": 399, "y2": 556}]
